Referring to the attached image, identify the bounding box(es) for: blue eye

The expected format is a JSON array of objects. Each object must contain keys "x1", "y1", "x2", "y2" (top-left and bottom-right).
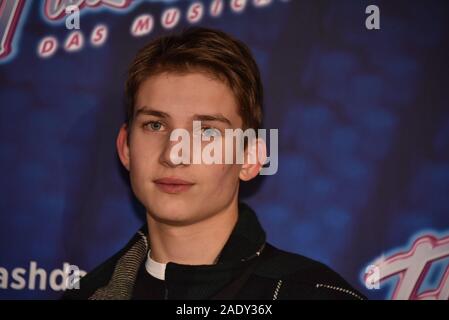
[
  {"x1": 145, "y1": 121, "x2": 164, "y2": 131},
  {"x1": 202, "y1": 127, "x2": 220, "y2": 138}
]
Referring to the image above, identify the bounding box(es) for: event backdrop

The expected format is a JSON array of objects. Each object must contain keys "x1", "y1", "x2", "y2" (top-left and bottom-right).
[{"x1": 1, "y1": 0, "x2": 449, "y2": 300}]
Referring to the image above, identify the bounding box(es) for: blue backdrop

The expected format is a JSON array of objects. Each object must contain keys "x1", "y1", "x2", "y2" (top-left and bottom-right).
[{"x1": 1, "y1": 0, "x2": 449, "y2": 299}]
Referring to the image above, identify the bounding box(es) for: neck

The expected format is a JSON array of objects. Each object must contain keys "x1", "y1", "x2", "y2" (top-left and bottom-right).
[{"x1": 146, "y1": 199, "x2": 239, "y2": 265}]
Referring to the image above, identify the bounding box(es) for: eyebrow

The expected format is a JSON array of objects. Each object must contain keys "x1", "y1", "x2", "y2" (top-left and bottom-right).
[
  {"x1": 135, "y1": 107, "x2": 170, "y2": 119},
  {"x1": 135, "y1": 107, "x2": 233, "y2": 127},
  {"x1": 193, "y1": 114, "x2": 232, "y2": 127}
]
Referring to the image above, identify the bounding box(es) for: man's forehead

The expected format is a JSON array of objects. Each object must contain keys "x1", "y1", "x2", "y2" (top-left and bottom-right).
[{"x1": 134, "y1": 73, "x2": 242, "y2": 126}]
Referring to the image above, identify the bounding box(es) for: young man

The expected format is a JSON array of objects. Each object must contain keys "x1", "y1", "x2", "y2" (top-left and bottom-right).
[{"x1": 63, "y1": 27, "x2": 365, "y2": 300}]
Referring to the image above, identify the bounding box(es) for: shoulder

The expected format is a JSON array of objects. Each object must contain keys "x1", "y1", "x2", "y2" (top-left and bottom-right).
[
  {"x1": 61, "y1": 230, "x2": 146, "y2": 300},
  {"x1": 61, "y1": 254, "x2": 118, "y2": 300},
  {"x1": 252, "y1": 243, "x2": 366, "y2": 300}
]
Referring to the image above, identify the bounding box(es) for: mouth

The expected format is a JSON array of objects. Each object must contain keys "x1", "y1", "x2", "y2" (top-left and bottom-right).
[{"x1": 153, "y1": 177, "x2": 195, "y2": 194}]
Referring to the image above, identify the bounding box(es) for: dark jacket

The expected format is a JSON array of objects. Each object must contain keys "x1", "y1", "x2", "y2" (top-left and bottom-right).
[{"x1": 62, "y1": 203, "x2": 366, "y2": 300}]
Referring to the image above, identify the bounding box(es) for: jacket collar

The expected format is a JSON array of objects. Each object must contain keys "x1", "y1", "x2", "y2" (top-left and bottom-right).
[
  {"x1": 215, "y1": 202, "x2": 266, "y2": 263},
  {"x1": 144, "y1": 202, "x2": 266, "y2": 299},
  {"x1": 89, "y1": 202, "x2": 266, "y2": 300},
  {"x1": 141, "y1": 202, "x2": 266, "y2": 265}
]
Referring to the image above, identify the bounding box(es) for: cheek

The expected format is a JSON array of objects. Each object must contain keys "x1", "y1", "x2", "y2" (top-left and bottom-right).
[
  {"x1": 201, "y1": 164, "x2": 241, "y2": 191},
  {"x1": 129, "y1": 134, "x2": 159, "y2": 172}
]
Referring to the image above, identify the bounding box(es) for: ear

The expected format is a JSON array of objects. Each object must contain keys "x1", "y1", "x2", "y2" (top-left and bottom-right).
[
  {"x1": 239, "y1": 138, "x2": 267, "y2": 181},
  {"x1": 116, "y1": 124, "x2": 130, "y2": 171}
]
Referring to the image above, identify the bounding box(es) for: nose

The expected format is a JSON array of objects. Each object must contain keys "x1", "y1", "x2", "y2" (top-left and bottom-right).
[{"x1": 159, "y1": 131, "x2": 191, "y2": 168}]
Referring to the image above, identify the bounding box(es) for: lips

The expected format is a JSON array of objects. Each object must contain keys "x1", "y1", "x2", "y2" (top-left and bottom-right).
[{"x1": 153, "y1": 177, "x2": 195, "y2": 194}]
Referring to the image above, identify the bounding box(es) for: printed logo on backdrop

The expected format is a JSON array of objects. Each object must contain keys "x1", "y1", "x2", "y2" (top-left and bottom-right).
[
  {"x1": 0, "y1": 261, "x2": 86, "y2": 291},
  {"x1": 0, "y1": 0, "x2": 289, "y2": 64},
  {"x1": 363, "y1": 230, "x2": 449, "y2": 300}
]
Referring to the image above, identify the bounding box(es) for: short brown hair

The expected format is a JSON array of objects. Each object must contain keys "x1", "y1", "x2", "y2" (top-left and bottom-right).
[{"x1": 125, "y1": 27, "x2": 263, "y2": 131}]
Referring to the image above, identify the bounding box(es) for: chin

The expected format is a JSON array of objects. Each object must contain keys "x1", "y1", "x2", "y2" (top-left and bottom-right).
[{"x1": 146, "y1": 200, "x2": 200, "y2": 226}]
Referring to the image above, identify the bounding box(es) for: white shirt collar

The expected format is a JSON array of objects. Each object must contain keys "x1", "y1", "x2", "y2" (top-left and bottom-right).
[{"x1": 145, "y1": 250, "x2": 167, "y2": 281}]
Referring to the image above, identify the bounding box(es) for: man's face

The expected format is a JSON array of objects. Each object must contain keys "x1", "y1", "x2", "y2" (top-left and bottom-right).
[{"x1": 124, "y1": 71, "x2": 245, "y2": 225}]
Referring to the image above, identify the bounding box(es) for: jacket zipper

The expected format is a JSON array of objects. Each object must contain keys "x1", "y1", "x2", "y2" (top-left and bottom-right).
[
  {"x1": 272, "y1": 280, "x2": 283, "y2": 300},
  {"x1": 315, "y1": 283, "x2": 364, "y2": 300}
]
